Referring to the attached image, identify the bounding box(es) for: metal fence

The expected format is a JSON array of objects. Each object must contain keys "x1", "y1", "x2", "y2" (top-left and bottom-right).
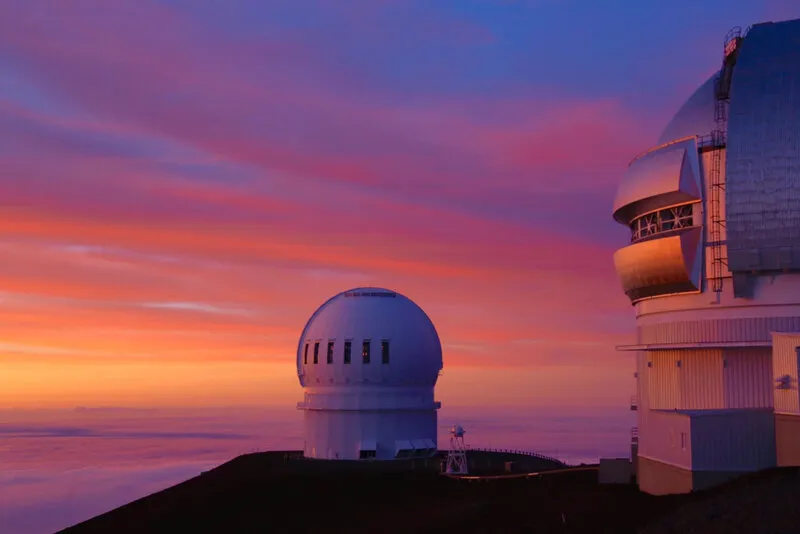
[{"x1": 457, "y1": 446, "x2": 564, "y2": 465}]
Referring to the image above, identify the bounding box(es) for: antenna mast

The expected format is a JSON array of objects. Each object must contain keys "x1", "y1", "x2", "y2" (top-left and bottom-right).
[{"x1": 444, "y1": 424, "x2": 468, "y2": 475}]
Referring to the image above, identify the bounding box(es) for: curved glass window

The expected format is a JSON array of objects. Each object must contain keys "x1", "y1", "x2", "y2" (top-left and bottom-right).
[{"x1": 630, "y1": 204, "x2": 695, "y2": 242}]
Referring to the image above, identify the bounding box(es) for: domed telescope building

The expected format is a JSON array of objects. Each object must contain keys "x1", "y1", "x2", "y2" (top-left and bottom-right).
[
  {"x1": 296, "y1": 287, "x2": 442, "y2": 460},
  {"x1": 613, "y1": 18, "x2": 800, "y2": 495}
]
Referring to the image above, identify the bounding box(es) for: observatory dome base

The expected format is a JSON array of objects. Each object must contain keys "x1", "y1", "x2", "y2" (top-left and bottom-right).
[{"x1": 303, "y1": 409, "x2": 438, "y2": 461}]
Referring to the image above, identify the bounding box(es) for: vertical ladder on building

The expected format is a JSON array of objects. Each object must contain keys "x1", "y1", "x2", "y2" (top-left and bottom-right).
[{"x1": 708, "y1": 27, "x2": 744, "y2": 295}]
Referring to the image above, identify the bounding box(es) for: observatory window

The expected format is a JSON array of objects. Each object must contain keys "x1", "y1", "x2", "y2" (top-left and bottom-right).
[
  {"x1": 327, "y1": 341, "x2": 334, "y2": 364},
  {"x1": 313, "y1": 342, "x2": 319, "y2": 364},
  {"x1": 344, "y1": 340, "x2": 352, "y2": 364},
  {"x1": 381, "y1": 340, "x2": 390, "y2": 364},
  {"x1": 629, "y1": 203, "x2": 695, "y2": 243},
  {"x1": 303, "y1": 343, "x2": 309, "y2": 365},
  {"x1": 362, "y1": 340, "x2": 371, "y2": 364}
]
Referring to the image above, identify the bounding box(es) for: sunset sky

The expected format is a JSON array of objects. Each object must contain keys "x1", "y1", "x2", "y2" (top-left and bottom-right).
[{"x1": 1, "y1": 0, "x2": 798, "y2": 412}]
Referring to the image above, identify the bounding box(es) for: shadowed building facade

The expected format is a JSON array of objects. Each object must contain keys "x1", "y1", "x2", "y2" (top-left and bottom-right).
[{"x1": 612, "y1": 19, "x2": 800, "y2": 494}]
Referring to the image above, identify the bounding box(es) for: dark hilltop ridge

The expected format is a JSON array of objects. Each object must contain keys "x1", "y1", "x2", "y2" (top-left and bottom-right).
[
  {"x1": 640, "y1": 467, "x2": 800, "y2": 534},
  {"x1": 59, "y1": 451, "x2": 800, "y2": 534}
]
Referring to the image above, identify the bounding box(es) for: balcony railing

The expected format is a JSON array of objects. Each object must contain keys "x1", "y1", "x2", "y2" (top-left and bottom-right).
[
  {"x1": 464, "y1": 446, "x2": 564, "y2": 466},
  {"x1": 631, "y1": 426, "x2": 639, "y2": 445}
]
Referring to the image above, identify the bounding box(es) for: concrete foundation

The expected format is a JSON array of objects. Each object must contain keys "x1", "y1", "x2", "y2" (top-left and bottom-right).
[
  {"x1": 638, "y1": 456, "x2": 693, "y2": 495},
  {"x1": 638, "y1": 456, "x2": 746, "y2": 495}
]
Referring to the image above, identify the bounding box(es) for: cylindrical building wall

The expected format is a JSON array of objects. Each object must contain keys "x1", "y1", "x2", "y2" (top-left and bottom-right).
[{"x1": 303, "y1": 409, "x2": 437, "y2": 460}]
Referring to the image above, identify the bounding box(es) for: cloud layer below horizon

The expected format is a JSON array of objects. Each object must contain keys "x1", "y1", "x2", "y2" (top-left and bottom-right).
[{"x1": 0, "y1": 406, "x2": 631, "y2": 533}]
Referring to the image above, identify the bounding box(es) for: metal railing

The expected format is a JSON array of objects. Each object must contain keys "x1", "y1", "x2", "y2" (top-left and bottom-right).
[
  {"x1": 697, "y1": 132, "x2": 725, "y2": 149},
  {"x1": 461, "y1": 446, "x2": 564, "y2": 465}
]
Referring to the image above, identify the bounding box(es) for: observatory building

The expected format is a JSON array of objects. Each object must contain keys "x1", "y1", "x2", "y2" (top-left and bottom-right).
[
  {"x1": 613, "y1": 18, "x2": 800, "y2": 495},
  {"x1": 296, "y1": 287, "x2": 442, "y2": 460}
]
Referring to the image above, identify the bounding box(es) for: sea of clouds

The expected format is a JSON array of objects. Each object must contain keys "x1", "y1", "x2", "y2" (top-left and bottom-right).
[{"x1": 0, "y1": 405, "x2": 632, "y2": 534}]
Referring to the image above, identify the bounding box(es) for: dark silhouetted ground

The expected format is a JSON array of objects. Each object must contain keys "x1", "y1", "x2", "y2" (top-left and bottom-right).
[
  {"x1": 60, "y1": 451, "x2": 693, "y2": 534},
  {"x1": 58, "y1": 451, "x2": 800, "y2": 533},
  {"x1": 640, "y1": 467, "x2": 800, "y2": 534}
]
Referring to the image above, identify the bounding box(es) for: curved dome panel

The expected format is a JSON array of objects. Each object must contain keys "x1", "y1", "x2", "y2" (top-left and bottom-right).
[
  {"x1": 658, "y1": 73, "x2": 718, "y2": 145},
  {"x1": 613, "y1": 227, "x2": 703, "y2": 303},
  {"x1": 726, "y1": 19, "x2": 800, "y2": 273},
  {"x1": 613, "y1": 137, "x2": 702, "y2": 224},
  {"x1": 296, "y1": 288, "x2": 442, "y2": 388}
]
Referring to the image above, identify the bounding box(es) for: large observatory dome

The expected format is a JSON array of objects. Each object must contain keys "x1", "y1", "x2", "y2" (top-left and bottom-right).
[
  {"x1": 611, "y1": 18, "x2": 800, "y2": 496},
  {"x1": 613, "y1": 19, "x2": 800, "y2": 304},
  {"x1": 296, "y1": 287, "x2": 443, "y2": 388}
]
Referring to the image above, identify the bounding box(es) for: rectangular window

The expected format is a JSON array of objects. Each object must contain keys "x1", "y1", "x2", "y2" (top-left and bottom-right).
[
  {"x1": 344, "y1": 340, "x2": 352, "y2": 364},
  {"x1": 313, "y1": 341, "x2": 319, "y2": 364},
  {"x1": 303, "y1": 343, "x2": 309, "y2": 365},
  {"x1": 362, "y1": 340, "x2": 371, "y2": 364},
  {"x1": 381, "y1": 340, "x2": 389, "y2": 364},
  {"x1": 327, "y1": 341, "x2": 334, "y2": 364},
  {"x1": 681, "y1": 432, "x2": 687, "y2": 450}
]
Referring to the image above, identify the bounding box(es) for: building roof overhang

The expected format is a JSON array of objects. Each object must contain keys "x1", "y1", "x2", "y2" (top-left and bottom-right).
[{"x1": 616, "y1": 340, "x2": 772, "y2": 351}]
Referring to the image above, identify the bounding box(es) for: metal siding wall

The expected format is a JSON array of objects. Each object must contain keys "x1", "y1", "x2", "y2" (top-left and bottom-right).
[
  {"x1": 690, "y1": 410, "x2": 776, "y2": 471},
  {"x1": 648, "y1": 351, "x2": 681, "y2": 410},
  {"x1": 723, "y1": 348, "x2": 773, "y2": 409},
  {"x1": 639, "y1": 411, "x2": 692, "y2": 470},
  {"x1": 638, "y1": 351, "x2": 650, "y2": 437},
  {"x1": 680, "y1": 350, "x2": 724, "y2": 410},
  {"x1": 647, "y1": 350, "x2": 724, "y2": 410},
  {"x1": 772, "y1": 336, "x2": 800, "y2": 413},
  {"x1": 637, "y1": 351, "x2": 650, "y2": 412},
  {"x1": 639, "y1": 316, "x2": 800, "y2": 344},
  {"x1": 637, "y1": 351, "x2": 648, "y2": 463}
]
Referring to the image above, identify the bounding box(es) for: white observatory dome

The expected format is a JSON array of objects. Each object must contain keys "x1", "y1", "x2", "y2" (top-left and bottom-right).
[
  {"x1": 296, "y1": 287, "x2": 443, "y2": 388},
  {"x1": 296, "y1": 287, "x2": 443, "y2": 461}
]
